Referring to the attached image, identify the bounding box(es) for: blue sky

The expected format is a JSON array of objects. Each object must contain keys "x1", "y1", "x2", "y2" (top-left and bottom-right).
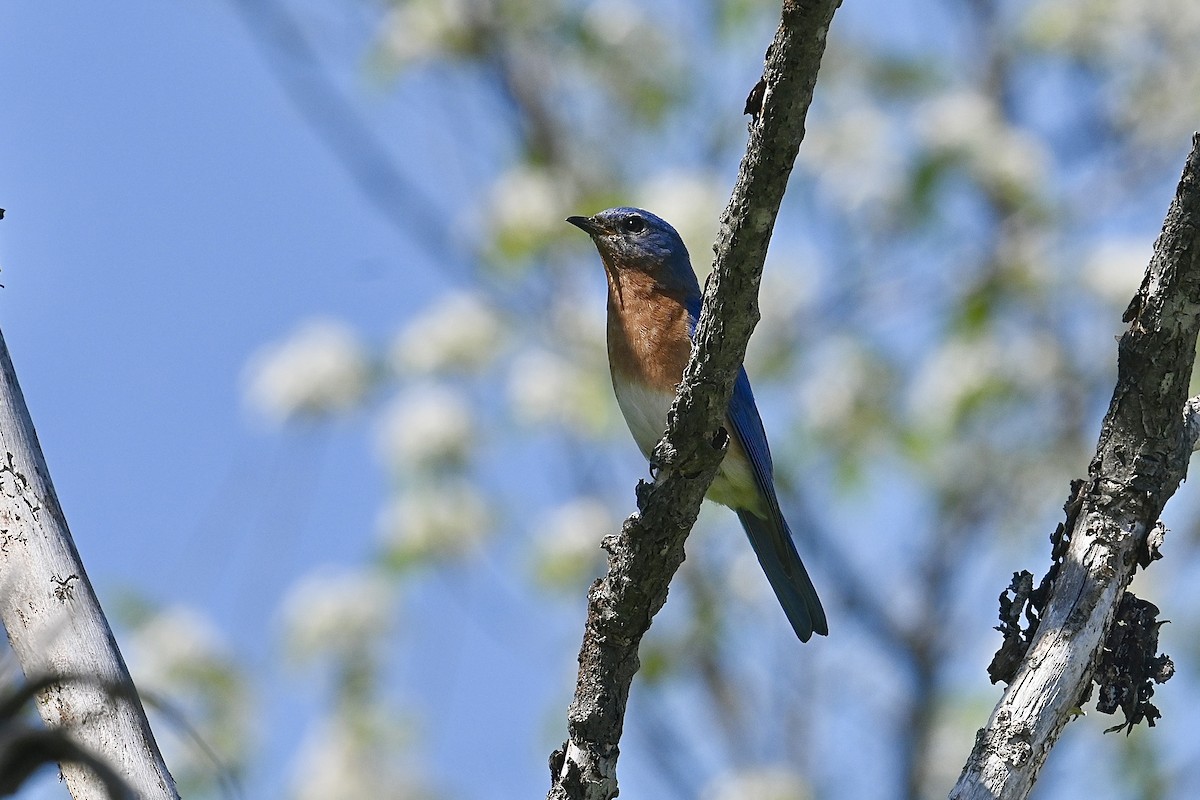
[
  {"x1": 2, "y1": 2, "x2": 408, "y2": 628},
  {"x1": 0, "y1": 3, "x2": 507, "y2": 796}
]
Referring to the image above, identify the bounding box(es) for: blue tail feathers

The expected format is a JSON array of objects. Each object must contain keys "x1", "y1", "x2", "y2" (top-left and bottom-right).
[{"x1": 736, "y1": 510, "x2": 828, "y2": 642}]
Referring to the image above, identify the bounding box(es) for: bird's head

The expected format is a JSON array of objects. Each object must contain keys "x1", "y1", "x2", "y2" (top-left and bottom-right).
[{"x1": 567, "y1": 207, "x2": 700, "y2": 297}]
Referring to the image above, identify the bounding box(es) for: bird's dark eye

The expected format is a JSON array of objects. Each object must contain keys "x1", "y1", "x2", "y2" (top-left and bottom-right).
[{"x1": 620, "y1": 215, "x2": 646, "y2": 234}]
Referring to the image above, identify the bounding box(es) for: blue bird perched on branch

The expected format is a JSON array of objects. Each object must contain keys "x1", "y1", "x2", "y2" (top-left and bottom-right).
[{"x1": 567, "y1": 207, "x2": 828, "y2": 642}]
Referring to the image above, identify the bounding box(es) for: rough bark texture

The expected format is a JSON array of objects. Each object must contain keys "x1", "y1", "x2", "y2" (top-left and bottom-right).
[
  {"x1": 546, "y1": 2, "x2": 843, "y2": 799},
  {"x1": 0, "y1": 327, "x2": 180, "y2": 799},
  {"x1": 950, "y1": 133, "x2": 1200, "y2": 800}
]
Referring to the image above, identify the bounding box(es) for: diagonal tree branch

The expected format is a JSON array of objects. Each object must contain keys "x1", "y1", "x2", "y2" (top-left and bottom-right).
[
  {"x1": 0, "y1": 326, "x2": 179, "y2": 799},
  {"x1": 951, "y1": 133, "x2": 1200, "y2": 800},
  {"x1": 547, "y1": 2, "x2": 843, "y2": 799}
]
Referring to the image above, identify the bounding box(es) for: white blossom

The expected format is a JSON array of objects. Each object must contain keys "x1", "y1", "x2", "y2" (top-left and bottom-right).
[
  {"x1": 531, "y1": 497, "x2": 613, "y2": 587},
  {"x1": 377, "y1": 384, "x2": 474, "y2": 472},
  {"x1": 923, "y1": 707, "x2": 988, "y2": 795},
  {"x1": 378, "y1": 481, "x2": 491, "y2": 561},
  {"x1": 125, "y1": 607, "x2": 246, "y2": 782},
  {"x1": 391, "y1": 291, "x2": 504, "y2": 375},
  {"x1": 758, "y1": 258, "x2": 817, "y2": 322},
  {"x1": 797, "y1": 337, "x2": 874, "y2": 434},
  {"x1": 916, "y1": 91, "x2": 997, "y2": 154},
  {"x1": 378, "y1": 0, "x2": 472, "y2": 66},
  {"x1": 906, "y1": 337, "x2": 1001, "y2": 431},
  {"x1": 281, "y1": 568, "x2": 394, "y2": 661},
  {"x1": 726, "y1": 549, "x2": 772, "y2": 608},
  {"x1": 915, "y1": 90, "x2": 1048, "y2": 200},
  {"x1": 1021, "y1": 0, "x2": 1200, "y2": 145},
  {"x1": 636, "y1": 170, "x2": 725, "y2": 267},
  {"x1": 1084, "y1": 239, "x2": 1149, "y2": 307},
  {"x1": 244, "y1": 319, "x2": 371, "y2": 423},
  {"x1": 507, "y1": 348, "x2": 611, "y2": 433},
  {"x1": 703, "y1": 766, "x2": 811, "y2": 800},
  {"x1": 548, "y1": 292, "x2": 608, "y2": 353},
  {"x1": 289, "y1": 714, "x2": 420, "y2": 800},
  {"x1": 745, "y1": 261, "x2": 818, "y2": 374},
  {"x1": 906, "y1": 331, "x2": 1063, "y2": 434},
  {"x1": 127, "y1": 606, "x2": 229, "y2": 690},
  {"x1": 581, "y1": 0, "x2": 648, "y2": 47},
  {"x1": 486, "y1": 165, "x2": 571, "y2": 245},
  {"x1": 798, "y1": 101, "x2": 903, "y2": 211}
]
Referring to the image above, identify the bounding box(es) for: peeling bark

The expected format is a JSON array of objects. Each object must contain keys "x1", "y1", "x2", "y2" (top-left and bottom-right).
[{"x1": 951, "y1": 133, "x2": 1200, "y2": 800}]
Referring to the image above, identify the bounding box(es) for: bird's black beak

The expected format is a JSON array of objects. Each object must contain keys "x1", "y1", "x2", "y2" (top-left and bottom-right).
[{"x1": 567, "y1": 215, "x2": 603, "y2": 236}]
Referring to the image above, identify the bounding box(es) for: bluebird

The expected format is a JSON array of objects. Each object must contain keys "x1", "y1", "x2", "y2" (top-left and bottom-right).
[{"x1": 568, "y1": 207, "x2": 828, "y2": 641}]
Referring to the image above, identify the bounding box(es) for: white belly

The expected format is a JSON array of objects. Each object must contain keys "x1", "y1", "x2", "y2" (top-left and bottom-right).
[
  {"x1": 612, "y1": 379, "x2": 675, "y2": 460},
  {"x1": 612, "y1": 378, "x2": 766, "y2": 515}
]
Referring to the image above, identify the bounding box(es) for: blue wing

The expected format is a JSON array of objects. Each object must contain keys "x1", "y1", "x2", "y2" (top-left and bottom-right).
[
  {"x1": 686, "y1": 296, "x2": 827, "y2": 640},
  {"x1": 727, "y1": 370, "x2": 827, "y2": 640}
]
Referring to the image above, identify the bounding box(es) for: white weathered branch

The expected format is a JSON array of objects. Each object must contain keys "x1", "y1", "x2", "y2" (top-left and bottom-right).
[
  {"x1": 951, "y1": 133, "x2": 1200, "y2": 800},
  {"x1": 0, "y1": 326, "x2": 179, "y2": 799},
  {"x1": 1184, "y1": 394, "x2": 1200, "y2": 452}
]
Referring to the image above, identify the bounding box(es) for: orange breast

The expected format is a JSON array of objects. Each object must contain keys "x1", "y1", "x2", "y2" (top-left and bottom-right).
[{"x1": 605, "y1": 267, "x2": 694, "y2": 394}]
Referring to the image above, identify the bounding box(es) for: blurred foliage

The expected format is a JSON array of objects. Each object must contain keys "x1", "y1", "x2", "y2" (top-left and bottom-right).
[
  {"x1": 118, "y1": 601, "x2": 250, "y2": 797},
  {"x1": 137, "y1": 0, "x2": 1200, "y2": 797}
]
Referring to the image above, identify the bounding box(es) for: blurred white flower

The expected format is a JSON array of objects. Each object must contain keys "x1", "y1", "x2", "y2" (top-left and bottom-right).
[
  {"x1": 580, "y1": 0, "x2": 677, "y2": 90},
  {"x1": 798, "y1": 101, "x2": 903, "y2": 211},
  {"x1": 391, "y1": 291, "x2": 504, "y2": 375},
  {"x1": 125, "y1": 606, "x2": 248, "y2": 784},
  {"x1": 1023, "y1": 0, "x2": 1200, "y2": 146},
  {"x1": 1084, "y1": 239, "x2": 1149, "y2": 307},
  {"x1": 244, "y1": 319, "x2": 371, "y2": 424},
  {"x1": 978, "y1": 133, "x2": 1046, "y2": 198},
  {"x1": 487, "y1": 165, "x2": 572, "y2": 245},
  {"x1": 907, "y1": 337, "x2": 1000, "y2": 431},
  {"x1": 549, "y1": 291, "x2": 608, "y2": 353},
  {"x1": 999, "y1": 331, "x2": 1063, "y2": 388},
  {"x1": 1023, "y1": 0, "x2": 1134, "y2": 53},
  {"x1": 531, "y1": 497, "x2": 613, "y2": 587},
  {"x1": 281, "y1": 567, "x2": 394, "y2": 662},
  {"x1": 379, "y1": 0, "x2": 472, "y2": 65},
  {"x1": 916, "y1": 91, "x2": 996, "y2": 154},
  {"x1": 726, "y1": 549, "x2": 771, "y2": 607},
  {"x1": 507, "y1": 348, "x2": 612, "y2": 433},
  {"x1": 703, "y1": 766, "x2": 811, "y2": 800},
  {"x1": 915, "y1": 90, "x2": 1048, "y2": 200},
  {"x1": 582, "y1": 0, "x2": 648, "y2": 47},
  {"x1": 636, "y1": 171, "x2": 725, "y2": 268},
  {"x1": 922, "y1": 706, "x2": 986, "y2": 795},
  {"x1": 797, "y1": 337, "x2": 874, "y2": 434},
  {"x1": 289, "y1": 714, "x2": 421, "y2": 800},
  {"x1": 127, "y1": 606, "x2": 229, "y2": 691},
  {"x1": 907, "y1": 331, "x2": 1062, "y2": 433},
  {"x1": 759, "y1": 256, "x2": 818, "y2": 322},
  {"x1": 992, "y1": 225, "x2": 1054, "y2": 287},
  {"x1": 745, "y1": 261, "x2": 818, "y2": 374},
  {"x1": 377, "y1": 384, "x2": 474, "y2": 472},
  {"x1": 378, "y1": 481, "x2": 491, "y2": 562}
]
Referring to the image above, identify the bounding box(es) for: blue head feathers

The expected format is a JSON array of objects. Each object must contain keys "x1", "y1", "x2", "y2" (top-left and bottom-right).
[{"x1": 567, "y1": 207, "x2": 701, "y2": 299}]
